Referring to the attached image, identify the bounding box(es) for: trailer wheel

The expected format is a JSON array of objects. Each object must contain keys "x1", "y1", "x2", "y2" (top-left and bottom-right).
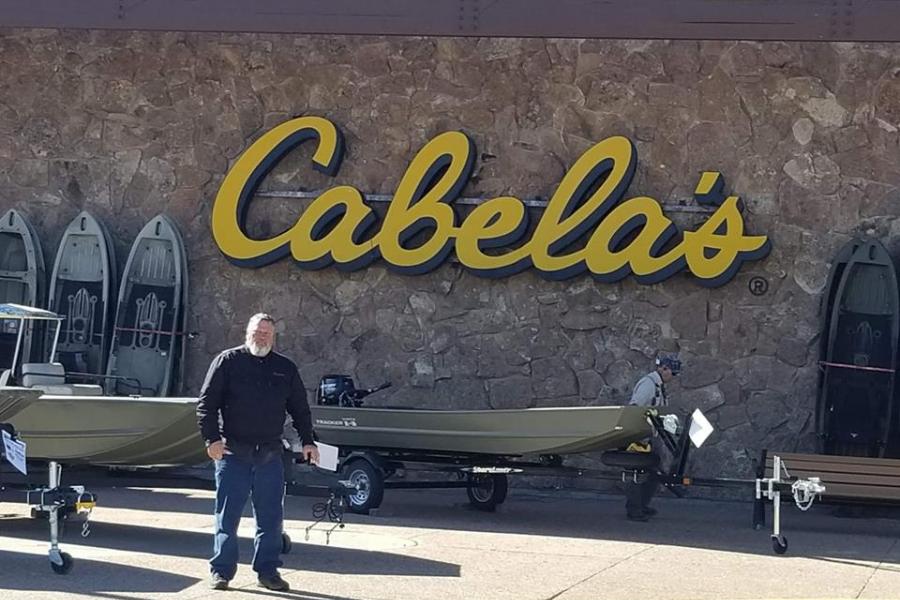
[
  {"x1": 342, "y1": 459, "x2": 384, "y2": 514},
  {"x1": 50, "y1": 552, "x2": 74, "y2": 575},
  {"x1": 772, "y1": 535, "x2": 788, "y2": 555},
  {"x1": 466, "y1": 473, "x2": 508, "y2": 511}
]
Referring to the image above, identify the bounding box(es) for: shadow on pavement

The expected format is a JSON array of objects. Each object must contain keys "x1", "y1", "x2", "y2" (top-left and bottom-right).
[
  {"x1": 239, "y1": 589, "x2": 363, "y2": 600},
  {"x1": 0, "y1": 516, "x2": 460, "y2": 578},
  {"x1": 14, "y1": 466, "x2": 329, "y2": 518},
  {"x1": 90, "y1": 486, "x2": 215, "y2": 515},
  {"x1": 8, "y1": 474, "x2": 900, "y2": 568},
  {"x1": 346, "y1": 488, "x2": 900, "y2": 564},
  {"x1": 0, "y1": 549, "x2": 198, "y2": 596}
]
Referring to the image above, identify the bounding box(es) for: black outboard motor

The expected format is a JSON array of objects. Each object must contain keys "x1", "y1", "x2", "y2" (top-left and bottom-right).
[
  {"x1": 317, "y1": 375, "x2": 357, "y2": 406},
  {"x1": 316, "y1": 375, "x2": 392, "y2": 407},
  {"x1": 0, "y1": 422, "x2": 15, "y2": 439}
]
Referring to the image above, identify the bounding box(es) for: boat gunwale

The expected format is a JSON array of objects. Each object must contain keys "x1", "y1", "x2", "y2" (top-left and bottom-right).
[
  {"x1": 34, "y1": 393, "x2": 198, "y2": 404},
  {"x1": 312, "y1": 405, "x2": 642, "y2": 416}
]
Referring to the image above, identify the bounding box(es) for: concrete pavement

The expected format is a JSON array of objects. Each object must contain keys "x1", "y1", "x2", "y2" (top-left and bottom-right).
[{"x1": 1, "y1": 479, "x2": 899, "y2": 599}]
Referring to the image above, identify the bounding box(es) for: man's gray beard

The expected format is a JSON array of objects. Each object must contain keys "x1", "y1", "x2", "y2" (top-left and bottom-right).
[{"x1": 247, "y1": 341, "x2": 272, "y2": 357}]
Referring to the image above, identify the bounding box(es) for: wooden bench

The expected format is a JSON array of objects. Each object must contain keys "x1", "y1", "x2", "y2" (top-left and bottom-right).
[{"x1": 762, "y1": 451, "x2": 900, "y2": 504}]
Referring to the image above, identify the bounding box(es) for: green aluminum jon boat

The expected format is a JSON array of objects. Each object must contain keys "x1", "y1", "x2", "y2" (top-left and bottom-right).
[
  {"x1": 0, "y1": 303, "x2": 206, "y2": 466},
  {"x1": 311, "y1": 404, "x2": 653, "y2": 457},
  {"x1": 310, "y1": 376, "x2": 653, "y2": 458},
  {"x1": 3, "y1": 392, "x2": 204, "y2": 465}
]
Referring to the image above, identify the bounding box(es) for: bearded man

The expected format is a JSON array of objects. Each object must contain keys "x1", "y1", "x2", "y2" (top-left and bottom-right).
[{"x1": 197, "y1": 312, "x2": 319, "y2": 591}]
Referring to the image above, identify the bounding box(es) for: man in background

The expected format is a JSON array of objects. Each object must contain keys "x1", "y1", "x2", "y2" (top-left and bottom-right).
[{"x1": 624, "y1": 353, "x2": 681, "y2": 521}]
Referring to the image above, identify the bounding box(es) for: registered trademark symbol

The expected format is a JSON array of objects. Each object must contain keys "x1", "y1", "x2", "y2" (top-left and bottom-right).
[{"x1": 749, "y1": 276, "x2": 769, "y2": 296}]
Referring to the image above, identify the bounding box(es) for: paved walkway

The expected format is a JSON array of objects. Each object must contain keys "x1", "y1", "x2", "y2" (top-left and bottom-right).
[{"x1": 1, "y1": 478, "x2": 899, "y2": 599}]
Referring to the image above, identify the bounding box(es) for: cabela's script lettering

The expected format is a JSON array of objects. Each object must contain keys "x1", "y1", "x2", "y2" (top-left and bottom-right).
[{"x1": 212, "y1": 116, "x2": 769, "y2": 287}]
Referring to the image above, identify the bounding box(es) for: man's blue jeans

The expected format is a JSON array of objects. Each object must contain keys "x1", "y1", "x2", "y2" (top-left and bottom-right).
[{"x1": 210, "y1": 448, "x2": 285, "y2": 579}]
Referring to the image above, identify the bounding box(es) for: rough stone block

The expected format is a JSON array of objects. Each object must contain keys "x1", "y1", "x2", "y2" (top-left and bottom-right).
[{"x1": 487, "y1": 375, "x2": 534, "y2": 409}]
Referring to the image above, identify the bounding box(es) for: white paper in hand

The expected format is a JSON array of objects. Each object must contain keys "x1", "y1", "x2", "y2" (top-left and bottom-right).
[
  {"x1": 689, "y1": 409, "x2": 714, "y2": 448},
  {"x1": 2, "y1": 429, "x2": 27, "y2": 475},
  {"x1": 314, "y1": 442, "x2": 339, "y2": 472}
]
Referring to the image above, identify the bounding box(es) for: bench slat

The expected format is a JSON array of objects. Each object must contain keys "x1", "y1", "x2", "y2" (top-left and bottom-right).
[
  {"x1": 769, "y1": 452, "x2": 900, "y2": 468},
  {"x1": 768, "y1": 469, "x2": 900, "y2": 488},
  {"x1": 821, "y1": 483, "x2": 900, "y2": 501},
  {"x1": 765, "y1": 461, "x2": 900, "y2": 479},
  {"x1": 763, "y1": 451, "x2": 900, "y2": 502}
]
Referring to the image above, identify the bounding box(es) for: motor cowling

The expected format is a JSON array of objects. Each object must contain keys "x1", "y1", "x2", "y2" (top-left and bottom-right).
[{"x1": 316, "y1": 374, "x2": 357, "y2": 406}]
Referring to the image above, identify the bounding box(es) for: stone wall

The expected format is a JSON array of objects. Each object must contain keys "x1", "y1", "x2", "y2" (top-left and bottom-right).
[{"x1": 2, "y1": 30, "x2": 900, "y2": 478}]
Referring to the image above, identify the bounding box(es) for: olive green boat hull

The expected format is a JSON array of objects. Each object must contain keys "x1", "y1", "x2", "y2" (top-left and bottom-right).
[
  {"x1": 311, "y1": 404, "x2": 653, "y2": 457},
  {"x1": 1, "y1": 387, "x2": 206, "y2": 466},
  {"x1": 0, "y1": 386, "x2": 42, "y2": 422}
]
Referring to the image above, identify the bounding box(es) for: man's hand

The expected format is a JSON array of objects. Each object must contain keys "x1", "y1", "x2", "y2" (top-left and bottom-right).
[
  {"x1": 301, "y1": 444, "x2": 320, "y2": 465},
  {"x1": 207, "y1": 440, "x2": 225, "y2": 460}
]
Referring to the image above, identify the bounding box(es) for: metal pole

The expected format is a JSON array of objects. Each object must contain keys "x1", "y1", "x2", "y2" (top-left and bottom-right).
[
  {"x1": 50, "y1": 319, "x2": 61, "y2": 363},
  {"x1": 48, "y1": 461, "x2": 60, "y2": 552},
  {"x1": 772, "y1": 456, "x2": 781, "y2": 538}
]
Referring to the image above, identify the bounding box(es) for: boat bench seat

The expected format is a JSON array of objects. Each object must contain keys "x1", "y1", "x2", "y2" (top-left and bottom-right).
[
  {"x1": 764, "y1": 451, "x2": 900, "y2": 504},
  {"x1": 20, "y1": 362, "x2": 104, "y2": 396},
  {"x1": 21, "y1": 362, "x2": 67, "y2": 387}
]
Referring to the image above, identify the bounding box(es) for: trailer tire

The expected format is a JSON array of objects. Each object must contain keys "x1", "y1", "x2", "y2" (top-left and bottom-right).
[
  {"x1": 466, "y1": 473, "x2": 508, "y2": 511},
  {"x1": 772, "y1": 535, "x2": 788, "y2": 555},
  {"x1": 50, "y1": 552, "x2": 73, "y2": 575},
  {"x1": 342, "y1": 459, "x2": 384, "y2": 514}
]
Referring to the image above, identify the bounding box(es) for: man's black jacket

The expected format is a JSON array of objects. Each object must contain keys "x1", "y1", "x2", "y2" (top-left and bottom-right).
[{"x1": 196, "y1": 345, "x2": 314, "y2": 447}]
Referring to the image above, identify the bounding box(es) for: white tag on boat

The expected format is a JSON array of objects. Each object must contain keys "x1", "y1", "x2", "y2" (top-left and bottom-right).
[
  {"x1": 689, "y1": 409, "x2": 714, "y2": 448},
  {"x1": 314, "y1": 442, "x2": 340, "y2": 472},
  {"x1": 2, "y1": 429, "x2": 27, "y2": 475}
]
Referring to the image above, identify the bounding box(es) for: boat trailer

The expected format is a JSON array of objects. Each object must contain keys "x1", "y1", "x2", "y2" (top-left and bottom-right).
[
  {"x1": 637, "y1": 413, "x2": 828, "y2": 555},
  {"x1": 0, "y1": 422, "x2": 98, "y2": 574},
  {"x1": 304, "y1": 411, "x2": 829, "y2": 555}
]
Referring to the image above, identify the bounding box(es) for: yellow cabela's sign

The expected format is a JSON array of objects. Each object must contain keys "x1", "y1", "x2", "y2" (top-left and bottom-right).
[{"x1": 212, "y1": 116, "x2": 769, "y2": 287}]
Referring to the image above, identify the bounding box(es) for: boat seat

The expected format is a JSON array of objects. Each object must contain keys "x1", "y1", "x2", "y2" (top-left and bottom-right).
[
  {"x1": 21, "y1": 362, "x2": 67, "y2": 387},
  {"x1": 20, "y1": 362, "x2": 104, "y2": 396}
]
